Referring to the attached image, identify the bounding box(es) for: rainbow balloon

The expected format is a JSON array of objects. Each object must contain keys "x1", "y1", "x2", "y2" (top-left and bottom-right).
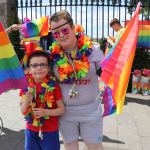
[
  {"x1": 0, "y1": 22, "x2": 28, "y2": 94},
  {"x1": 101, "y1": 3, "x2": 140, "y2": 116},
  {"x1": 21, "y1": 16, "x2": 49, "y2": 38},
  {"x1": 137, "y1": 20, "x2": 150, "y2": 48}
]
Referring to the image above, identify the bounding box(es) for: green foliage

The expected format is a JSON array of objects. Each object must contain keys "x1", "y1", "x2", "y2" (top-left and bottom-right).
[
  {"x1": 125, "y1": 0, "x2": 150, "y2": 19},
  {"x1": 98, "y1": 37, "x2": 107, "y2": 54},
  {"x1": 92, "y1": 37, "x2": 107, "y2": 54},
  {"x1": 132, "y1": 48, "x2": 150, "y2": 70}
]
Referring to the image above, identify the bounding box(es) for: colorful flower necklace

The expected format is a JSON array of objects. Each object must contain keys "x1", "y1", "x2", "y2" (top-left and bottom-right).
[
  {"x1": 22, "y1": 74, "x2": 56, "y2": 127},
  {"x1": 49, "y1": 33, "x2": 93, "y2": 83}
]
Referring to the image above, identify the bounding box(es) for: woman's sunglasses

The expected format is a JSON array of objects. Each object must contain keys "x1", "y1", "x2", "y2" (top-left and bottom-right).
[{"x1": 52, "y1": 28, "x2": 70, "y2": 38}]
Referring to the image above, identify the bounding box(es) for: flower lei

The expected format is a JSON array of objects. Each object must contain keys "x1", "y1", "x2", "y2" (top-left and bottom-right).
[
  {"x1": 49, "y1": 33, "x2": 93, "y2": 83},
  {"x1": 22, "y1": 74, "x2": 56, "y2": 127}
]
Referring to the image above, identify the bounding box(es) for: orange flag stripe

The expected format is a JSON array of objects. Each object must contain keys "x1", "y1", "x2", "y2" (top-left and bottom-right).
[{"x1": 0, "y1": 31, "x2": 10, "y2": 45}]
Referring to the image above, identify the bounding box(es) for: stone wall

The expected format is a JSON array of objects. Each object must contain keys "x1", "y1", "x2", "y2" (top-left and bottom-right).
[{"x1": 0, "y1": 0, "x2": 17, "y2": 28}]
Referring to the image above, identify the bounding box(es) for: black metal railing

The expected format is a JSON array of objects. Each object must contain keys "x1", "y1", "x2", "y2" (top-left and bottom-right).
[
  {"x1": 17, "y1": 0, "x2": 150, "y2": 40},
  {"x1": 16, "y1": 0, "x2": 150, "y2": 91}
]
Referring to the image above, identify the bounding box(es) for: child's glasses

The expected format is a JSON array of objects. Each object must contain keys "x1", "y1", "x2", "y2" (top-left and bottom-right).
[
  {"x1": 52, "y1": 28, "x2": 70, "y2": 39},
  {"x1": 30, "y1": 63, "x2": 48, "y2": 69}
]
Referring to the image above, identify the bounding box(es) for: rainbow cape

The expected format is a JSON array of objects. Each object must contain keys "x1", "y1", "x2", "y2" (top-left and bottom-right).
[
  {"x1": 21, "y1": 16, "x2": 49, "y2": 38},
  {"x1": 100, "y1": 3, "x2": 140, "y2": 116},
  {"x1": 0, "y1": 22, "x2": 28, "y2": 94},
  {"x1": 137, "y1": 20, "x2": 150, "y2": 48}
]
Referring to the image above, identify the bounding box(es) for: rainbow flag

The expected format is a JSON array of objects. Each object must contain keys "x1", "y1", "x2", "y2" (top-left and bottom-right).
[
  {"x1": 21, "y1": 16, "x2": 49, "y2": 38},
  {"x1": 101, "y1": 3, "x2": 140, "y2": 116},
  {"x1": 0, "y1": 22, "x2": 28, "y2": 94},
  {"x1": 125, "y1": 20, "x2": 150, "y2": 48},
  {"x1": 22, "y1": 41, "x2": 43, "y2": 66},
  {"x1": 137, "y1": 20, "x2": 150, "y2": 48}
]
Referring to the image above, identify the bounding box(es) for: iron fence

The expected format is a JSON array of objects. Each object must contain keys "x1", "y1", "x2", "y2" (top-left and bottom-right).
[
  {"x1": 16, "y1": 0, "x2": 150, "y2": 91},
  {"x1": 17, "y1": 0, "x2": 150, "y2": 40}
]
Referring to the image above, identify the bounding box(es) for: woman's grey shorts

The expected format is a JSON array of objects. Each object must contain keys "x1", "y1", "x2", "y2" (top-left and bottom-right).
[{"x1": 59, "y1": 117, "x2": 103, "y2": 144}]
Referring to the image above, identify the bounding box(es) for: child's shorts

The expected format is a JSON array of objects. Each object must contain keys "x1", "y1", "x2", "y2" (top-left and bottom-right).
[
  {"x1": 25, "y1": 129, "x2": 60, "y2": 150},
  {"x1": 59, "y1": 117, "x2": 103, "y2": 144}
]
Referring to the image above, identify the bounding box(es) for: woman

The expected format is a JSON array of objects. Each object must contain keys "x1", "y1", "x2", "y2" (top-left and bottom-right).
[{"x1": 49, "y1": 10, "x2": 104, "y2": 150}]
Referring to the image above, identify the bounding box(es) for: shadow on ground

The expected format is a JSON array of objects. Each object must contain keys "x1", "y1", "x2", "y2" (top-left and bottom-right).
[
  {"x1": 102, "y1": 135, "x2": 125, "y2": 144},
  {"x1": 125, "y1": 97, "x2": 150, "y2": 106},
  {"x1": 78, "y1": 135, "x2": 125, "y2": 144},
  {"x1": 0, "y1": 128, "x2": 24, "y2": 150},
  {"x1": 0, "y1": 127, "x2": 125, "y2": 150}
]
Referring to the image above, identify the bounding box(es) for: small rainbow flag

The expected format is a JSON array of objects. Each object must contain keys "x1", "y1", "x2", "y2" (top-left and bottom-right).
[
  {"x1": 22, "y1": 41, "x2": 43, "y2": 66},
  {"x1": 0, "y1": 22, "x2": 28, "y2": 94},
  {"x1": 21, "y1": 16, "x2": 49, "y2": 38},
  {"x1": 125, "y1": 20, "x2": 150, "y2": 48},
  {"x1": 101, "y1": 3, "x2": 140, "y2": 116},
  {"x1": 137, "y1": 20, "x2": 150, "y2": 48}
]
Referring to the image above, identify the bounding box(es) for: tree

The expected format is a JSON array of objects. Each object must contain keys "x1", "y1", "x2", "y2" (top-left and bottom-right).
[{"x1": 125, "y1": 0, "x2": 150, "y2": 20}]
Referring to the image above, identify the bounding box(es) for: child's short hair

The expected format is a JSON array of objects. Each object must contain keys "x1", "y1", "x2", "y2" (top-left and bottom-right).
[
  {"x1": 110, "y1": 18, "x2": 121, "y2": 27},
  {"x1": 27, "y1": 51, "x2": 50, "y2": 67}
]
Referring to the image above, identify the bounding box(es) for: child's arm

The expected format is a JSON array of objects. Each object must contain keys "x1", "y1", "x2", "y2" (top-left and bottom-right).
[
  {"x1": 32, "y1": 99, "x2": 64, "y2": 118},
  {"x1": 20, "y1": 91, "x2": 33, "y2": 115}
]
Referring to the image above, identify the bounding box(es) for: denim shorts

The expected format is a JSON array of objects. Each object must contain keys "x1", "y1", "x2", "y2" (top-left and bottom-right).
[{"x1": 25, "y1": 129, "x2": 60, "y2": 150}]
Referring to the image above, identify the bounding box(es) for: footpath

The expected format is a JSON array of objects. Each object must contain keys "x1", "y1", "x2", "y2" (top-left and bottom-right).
[{"x1": 0, "y1": 90, "x2": 150, "y2": 150}]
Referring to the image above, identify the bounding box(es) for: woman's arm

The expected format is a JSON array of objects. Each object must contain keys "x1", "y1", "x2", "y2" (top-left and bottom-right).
[
  {"x1": 5, "y1": 24, "x2": 21, "y2": 33},
  {"x1": 46, "y1": 100, "x2": 64, "y2": 116}
]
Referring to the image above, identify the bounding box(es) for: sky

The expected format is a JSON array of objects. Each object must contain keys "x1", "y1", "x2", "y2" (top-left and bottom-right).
[{"x1": 17, "y1": 0, "x2": 141, "y2": 39}]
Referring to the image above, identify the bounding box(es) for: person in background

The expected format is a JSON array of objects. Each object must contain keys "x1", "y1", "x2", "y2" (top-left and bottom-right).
[
  {"x1": 40, "y1": 31, "x2": 55, "y2": 51},
  {"x1": 107, "y1": 18, "x2": 124, "y2": 46},
  {"x1": 20, "y1": 50, "x2": 64, "y2": 150},
  {"x1": 5, "y1": 24, "x2": 21, "y2": 33},
  {"x1": 49, "y1": 10, "x2": 104, "y2": 150}
]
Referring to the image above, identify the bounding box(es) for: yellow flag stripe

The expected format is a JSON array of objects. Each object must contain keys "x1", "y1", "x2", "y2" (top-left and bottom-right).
[
  {"x1": 139, "y1": 30, "x2": 150, "y2": 36},
  {"x1": 0, "y1": 43, "x2": 16, "y2": 59}
]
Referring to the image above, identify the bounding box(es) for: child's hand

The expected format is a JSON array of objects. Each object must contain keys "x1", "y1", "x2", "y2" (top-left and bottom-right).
[
  {"x1": 25, "y1": 91, "x2": 33, "y2": 102},
  {"x1": 20, "y1": 91, "x2": 33, "y2": 115},
  {"x1": 22, "y1": 91, "x2": 33, "y2": 106},
  {"x1": 32, "y1": 108, "x2": 47, "y2": 118}
]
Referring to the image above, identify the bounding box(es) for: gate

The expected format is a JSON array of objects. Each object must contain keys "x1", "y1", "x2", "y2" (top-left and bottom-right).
[{"x1": 17, "y1": 0, "x2": 150, "y2": 40}]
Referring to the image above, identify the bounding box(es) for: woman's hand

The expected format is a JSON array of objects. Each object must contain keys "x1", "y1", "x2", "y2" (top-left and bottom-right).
[
  {"x1": 11, "y1": 24, "x2": 22, "y2": 31},
  {"x1": 5, "y1": 24, "x2": 22, "y2": 33}
]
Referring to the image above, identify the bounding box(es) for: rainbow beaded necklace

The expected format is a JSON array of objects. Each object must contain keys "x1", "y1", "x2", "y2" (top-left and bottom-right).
[
  {"x1": 22, "y1": 74, "x2": 56, "y2": 127},
  {"x1": 50, "y1": 33, "x2": 93, "y2": 83}
]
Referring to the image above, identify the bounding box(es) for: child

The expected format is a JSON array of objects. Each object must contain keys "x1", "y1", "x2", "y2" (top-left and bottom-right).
[{"x1": 20, "y1": 50, "x2": 64, "y2": 150}]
